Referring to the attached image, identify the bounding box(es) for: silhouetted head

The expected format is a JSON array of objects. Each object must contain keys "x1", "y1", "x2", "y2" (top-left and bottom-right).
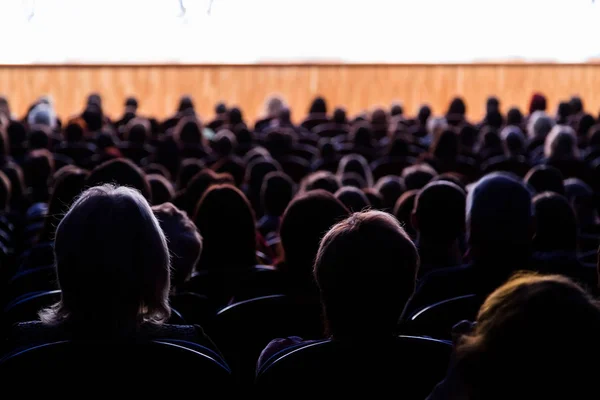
[
  {"x1": 524, "y1": 165, "x2": 565, "y2": 195},
  {"x1": 402, "y1": 164, "x2": 437, "y2": 190},
  {"x1": 280, "y1": 190, "x2": 348, "y2": 293},
  {"x1": 0, "y1": 171, "x2": 11, "y2": 212},
  {"x1": 28, "y1": 102, "x2": 57, "y2": 130},
  {"x1": 413, "y1": 181, "x2": 466, "y2": 245},
  {"x1": 432, "y1": 129, "x2": 459, "y2": 161},
  {"x1": 315, "y1": 211, "x2": 419, "y2": 337},
  {"x1": 28, "y1": 125, "x2": 51, "y2": 150},
  {"x1": 544, "y1": 125, "x2": 578, "y2": 159},
  {"x1": 375, "y1": 176, "x2": 406, "y2": 211},
  {"x1": 185, "y1": 169, "x2": 234, "y2": 217},
  {"x1": 175, "y1": 117, "x2": 205, "y2": 147},
  {"x1": 388, "y1": 136, "x2": 409, "y2": 157},
  {"x1": 570, "y1": 96, "x2": 583, "y2": 114},
  {"x1": 417, "y1": 105, "x2": 432, "y2": 125},
  {"x1": 337, "y1": 154, "x2": 373, "y2": 187},
  {"x1": 39, "y1": 166, "x2": 89, "y2": 242},
  {"x1": 458, "y1": 124, "x2": 478, "y2": 150},
  {"x1": 350, "y1": 122, "x2": 374, "y2": 148},
  {"x1": 153, "y1": 202, "x2": 202, "y2": 290},
  {"x1": 176, "y1": 159, "x2": 205, "y2": 190},
  {"x1": 332, "y1": 107, "x2": 347, "y2": 125},
  {"x1": 178, "y1": 96, "x2": 195, "y2": 113},
  {"x1": 500, "y1": 126, "x2": 526, "y2": 156},
  {"x1": 228, "y1": 107, "x2": 244, "y2": 126},
  {"x1": 506, "y1": 107, "x2": 523, "y2": 127},
  {"x1": 261, "y1": 171, "x2": 295, "y2": 217},
  {"x1": 393, "y1": 190, "x2": 419, "y2": 238},
  {"x1": 529, "y1": 93, "x2": 547, "y2": 114},
  {"x1": 481, "y1": 127, "x2": 502, "y2": 154},
  {"x1": 265, "y1": 95, "x2": 286, "y2": 118},
  {"x1": 309, "y1": 97, "x2": 327, "y2": 115},
  {"x1": 243, "y1": 146, "x2": 270, "y2": 165},
  {"x1": 125, "y1": 119, "x2": 150, "y2": 145},
  {"x1": 486, "y1": 97, "x2": 500, "y2": 114},
  {"x1": 213, "y1": 129, "x2": 237, "y2": 157},
  {"x1": 87, "y1": 158, "x2": 151, "y2": 201},
  {"x1": 564, "y1": 178, "x2": 596, "y2": 227},
  {"x1": 215, "y1": 102, "x2": 227, "y2": 115},
  {"x1": 24, "y1": 149, "x2": 54, "y2": 202},
  {"x1": 527, "y1": 111, "x2": 554, "y2": 140},
  {"x1": 341, "y1": 172, "x2": 367, "y2": 189},
  {"x1": 390, "y1": 103, "x2": 403, "y2": 117},
  {"x1": 64, "y1": 122, "x2": 85, "y2": 143},
  {"x1": 246, "y1": 157, "x2": 282, "y2": 196},
  {"x1": 334, "y1": 186, "x2": 370, "y2": 212},
  {"x1": 467, "y1": 173, "x2": 533, "y2": 264},
  {"x1": 319, "y1": 139, "x2": 337, "y2": 159},
  {"x1": 447, "y1": 97, "x2": 466, "y2": 116},
  {"x1": 40, "y1": 185, "x2": 171, "y2": 335},
  {"x1": 148, "y1": 174, "x2": 174, "y2": 205},
  {"x1": 432, "y1": 172, "x2": 467, "y2": 190},
  {"x1": 532, "y1": 192, "x2": 577, "y2": 252},
  {"x1": 575, "y1": 113, "x2": 595, "y2": 138},
  {"x1": 6, "y1": 121, "x2": 27, "y2": 155},
  {"x1": 455, "y1": 273, "x2": 600, "y2": 400},
  {"x1": 301, "y1": 171, "x2": 341, "y2": 194},
  {"x1": 194, "y1": 185, "x2": 257, "y2": 270},
  {"x1": 82, "y1": 104, "x2": 103, "y2": 132},
  {"x1": 556, "y1": 101, "x2": 572, "y2": 124},
  {"x1": 125, "y1": 96, "x2": 138, "y2": 112}
]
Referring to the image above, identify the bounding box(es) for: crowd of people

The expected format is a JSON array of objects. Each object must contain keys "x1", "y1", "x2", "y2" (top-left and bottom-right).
[{"x1": 0, "y1": 92, "x2": 599, "y2": 396}]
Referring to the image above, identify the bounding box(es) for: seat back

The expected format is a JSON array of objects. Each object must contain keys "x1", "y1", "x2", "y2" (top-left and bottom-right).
[
  {"x1": 211, "y1": 294, "x2": 323, "y2": 386},
  {"x1": 0, "y1": 340, "x2": 232, "y2": 393},
  {"x1": 256, "y1": 336, "x2": 452, "y2": 399},
  {"x1": 406, "y1": 294, "x2": 481, "y2": 340}
]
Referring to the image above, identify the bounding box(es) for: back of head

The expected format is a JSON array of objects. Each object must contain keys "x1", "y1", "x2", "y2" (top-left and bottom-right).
[
  {"x1": 506, "y1": 107, "x2": 523, "y2": 127},
  {"x1": 178, "y1": 96, "x2": 194, "y2": 113},
  {"x1": 456, "y1": 273, "x2": 600, "y2": 399},
  {"x1": 64, "y1": 122, "x2": 85, "y2": 143},
  {"x1": 402, "y1": 164, "x2": 437, "y2": 190},
  {"x1": 176, "y1": 158, "x2": 205, "y2": 190},
  {"x1": 350, "y1": 122, "x2": 374, "y2": 148},
  {"x1": 334, "y1": 186, "x2": 370, "y2": 212},
  {"x1": 575, "y1": 113, "x2": 595, "y2": 138},
  {"x1": 466, "y1": 173, "x2": 533, "y2": 261},
  {"x1": 148, "y1": 174, "x2": 174, "y2": 205},
  {"x1": 153, "y1": 203, "x2": 202, "y2": 289},
  {"x1": 213, "y1": 129, "x2": 237, "y2": 157},
  {"x1": 309, "y1": 97, "x2": 327, "y2": 115},
  {"x1": 228, "y1": 107, "x2": 244, "y2": 126},
  {"x1": 528, "y1": 111, "x2": 554, "y2": 140},
  {"x1": 564, "y1": 178, "x2": 595, "y2": 226},
  {"x1": 447, "y1": 97, "x2": 466, "y2": 116},
  {"x1": 125, "y1": 119, "x2": 150, "y2": 144},
  {"x1": 570, "y1": 96, "x2": 583, "y2": 114},
  {"x1": 556, "y1": 101, "x2": 572, "y2": 123},
  {"x1": 458, "y1": 125, "x2": 478, "y2": 150},
  {"x1": 125, "y1": 96, "x2": 138, "y2": 111},
  {"x1": 393, "y1": 190, "x2": 419, "y2": 238},
  {"x1": 24, "y1": 149, "x2": 54, "y2": 196},
  {"x1": 544, "y1": 125, "x2": 578, "y2": 159},
  {"x1": 28, "y1": 125, "x2": 51, "y2": 150},
  {"x1": 388, "y1": 136, "x2": 409, "y2": 157},
  {"x1": 82, "y1": 104, "x2": 103, "y2": 132},
  {"x1": 417, "y1": 105, "x2": 432, "y2": 125},
  {"x1": 87, "y1": 158, "x2": 152, "y2": 201},
  {"x1": 375, "y1": 176, "x2": 406, "y2": 211},
  {"x1": 261, "y1": 171, "x2": 295, "y2": 217},
  {"x1": 341, "y1": 172, "x2": 367, "y2": 189},
  {"x1": 280, "y1": 190, "x2": 349, "y2": 289},
  {"x1": 432, "y1": 129, "x2": 459, "y2": 160},
  {"x1": 337, "y1": 154, "x2": 373, "y2": 187},
  {"x1": 175, "y1": 117, "x2": 204, "y2": 146},
  {"x1": 194, "y1": 185, "x2": 257, "y2": 270},
  {"x1": 414, "y1": 181, "x2": 466, "y2": 244},
  {"x1": 265, "y1": 95, "x2": 286, "y2": 118},
  {"x1": 314, "y1": 211, "x2": 419, "y2": 337},
  {"x1": 501, "y1": 126, "x2": 525, "y2": 156},
  {"x1": 333, "y1": 107, "x2": 347, "y2": 125},
  {"x1": 390, "y1": 103, "x2": 403, "y2": 117},
  {"x1": 532, "y1": 192, "x2": 577, "y2": 252},
  {"x1": 524, "y1": 165, "x2": 565, "y2": 195},
  {"x1": 319, "y1": 139, "x2": 336, "y2": 159},
  {"x1": 42, "y1": 185, "x2": 170, "y2": 334},
  {"x1": 28, "y1": 103, "x2": 57, "y2": 130},
  {"x1": 246, "y1": 157, "x2": 281, "y2": 194},
  {"x1": 215, "y1": 102, "x2": 227, "y2": 115},
  {"x1": 301, "y1": 171, "x2": 341, "y2": 194},
  {"x1": 528, "y1": 92, "x2": 547, "y2": 114},
  {"x1": 185, "y1": 169, "x2": 234, "y2": 216}
]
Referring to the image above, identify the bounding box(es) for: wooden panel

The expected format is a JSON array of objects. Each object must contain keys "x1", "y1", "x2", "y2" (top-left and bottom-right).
[{"x1": 1, "y1": 64, "x2": 600, "y2": 124}]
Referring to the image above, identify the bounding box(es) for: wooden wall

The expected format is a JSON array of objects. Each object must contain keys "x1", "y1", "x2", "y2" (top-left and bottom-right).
[{"x1": 1, "y1": 64, "x2": 599, "y2": 124}]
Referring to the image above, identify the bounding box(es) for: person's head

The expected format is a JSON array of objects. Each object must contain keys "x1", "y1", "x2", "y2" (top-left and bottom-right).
[
  {"x1": 589, "y1": 124, "x2": 600, "y2": 147},
  {"x1": 375, "y1": 176, "x2": 406, "y2": 211},
  {"x1": 261, "y1": 171, "x2": 295, "y2": 217},
  {"x1": 28, "y1": 125, "x2": 51, "y2": 150},
  {"x1": 556, "y1": 101, "x2": 572, "y2": 123},
  {"x1": 350, "y1": 122, "x2": 374, "y2": 148},
  {"x1": 280, "y1": 190, "x2": 349, "y2": 292},
  {"x1": 213, "y1": 129, "x2": 237, "y2": 157},
  {"x1": 194, "y1": 184, "x2": 257, "y2": 270},
  {"x1": 178, "y1": 95, "x2": 194, "y2": 113},
  {"x1": 387, "y1": 136, "x2": 409, "y2": 157},
  {"x1": 125, "y1": 96, "x2": 138, "y2": 113},
  {"x1": 87, "y1": 93, "x2": 102, "y2": 108},
  {"x1": 570, "y1": 96, "x2": 583, "y2": 114},
  {"x1": 64, "y1": 122, "x2": 85, "y2": 143},
  {"x1": 176, "y1": 159, "x2": 205, "y2": 190},
  {"x1": 243, "y1": 146, "x2": 270, "y2": 165},
  {"x1": 524, "y1": 165, "x2": 565, "y2": 195},
  {"x1": 527, "y1": 111, "x2": 554, "y2": 140},
  {"x1": 393, "y1": 190, "x2": 419, "y2": 238},
  {"x1": 0, "y1": 171, "x2": 11, "y2": 212},
  {"x1": 564, "y1": 178, "x2": 596, "y2": 227},
  {"x1": 314, "y1": 211, "x2": 419, "y2": 337},
  {"x1": 153, "y1": 202, "x2": 202, "y2": 290},
  {"x1": 532, "y1": 192, "x2": 577, "y2": 252},
  {"x1": 506, "y1": 107, "x2": 523, "y2": 127},
  {"x1": 362, "y1": 188, "x2": 383, "y2": 209},
  {"x1": 125, "y1": 119, "x2": 150, "y2": 145},
  {"x1": 245, "y1": 157, "x2": 281, "y2": 196},
  {"x1": 82, "y1": 104, "x2": 103, "y2": 132},
  {"x1": 455, "y1": 273, "x2": 600, "y2": 400},
  {"x1": 544, "y1": 125, "x2": 578, "y2": 159},
  {"x1": 390, "y1": 103, "x2": 403, "y2": 117},
  {"x1": 337, "y1": 154, "x2": 373, "y2": 188},
  {"x1": 432, "y1": 172, "x2": 467, "y2": 190},
  {"x1": 300, "y1": 171, "x2": 341, "y2": 194},
  {"x1": 28, "y1": 103, "x2": 57, "y2": 130},
  {"x1": 24, "y1": 149, "x2": 54, "y2": 199},
  {"x1": 39, "y1": 166, "x2": 89, "y2": 242},
  {"x1": 265, "y1": 95, "x2": 286, "y2": 118},
  {"x1": 500, "y1": 126, "x2": 526, "y2": 156},
  {"x1": 341, "y1": 172, "x2": 367, "y2": 189},
  {"x1": 480, "y1": 127, "x2": 502, "y2": 154},
  {"x1": 575, "y1": 113, "x2": 595, "y2": 139},
  {"x1": 319, "y1": 139, "x2": 337, "y2": 159},
  {"x1": 332, "y1": 107, "x2": 347, "y2": 125},
  {"x1": 431, "y1": 129, "x2": 459, "y2": 161},
  {"x1": 6, "y1": 121, "x2": 27, "y2": 155},
  {"x1": 413, "y1": 181, "x2": 466, "y2": 245},
  {"x1": 466, "y1": 173, "x2": 533, "y2": 264},
  {"x1": 309, "y1": 96, "x2": 327, "y2": 115},
  {"x1": 40, "y1": 185, "x2": 171, "y2": 334},
  {"x1": 87, "y1": 158, "x2": 152, "y2": 202},
  {"x1": 185, "y1": 169, "x2": 234, "y2": 217},
  {"x1": 228, "y1": 107, "x2": 244, "y2": 126},
  {"x1": 486, "y1": 96, "x2": 500, "y2": 114},
  {"x1": 458, "y1": 124, "x2": 478, "y2": 150},
  {"x1": 174, "y1": 117, "x2": 205, "y2": 147},
  {"x1": 447, "y1": 97, "x2": 466, "y2": 117},
  {"x1": 370, "y1": 108, "x2": 388, "y2": 131},
  {"x1": 417, "y1": 105, "x2": 432, "y2": 126},
  {"x1": 148, "y1": 174, "x2": 175, "y2": 205},
  {"x1": 528, "y1": 92, "x2": 547, "y2": 114},
  {"x1": 402, "y1": 164, "x2": 437, "y2": 190},
  {"x1": 334, "y1": 186, "x2": 370, "y2": 212},
  {"x1": 215, "y1": 102, "x2": 227, "y2": 116}
]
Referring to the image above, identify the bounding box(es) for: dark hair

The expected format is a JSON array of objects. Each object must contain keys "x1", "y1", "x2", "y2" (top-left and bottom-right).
[
  {"x1": 414, "y1": 181, "x2": 466, "y2": 243},
  {"x1": 213, "y1": 129, "x2": 237, "y2": 156},
  {"x1": 393, "y1": 190, "x2": 419, "y2": 238},
  {"x1": 228, "y1": 107, "x2": 244, "y2": 126},
  {"x1": 362, "y1": 188, "x2": 383, "y2": 209},
  {"x1": 39, "y1": 166, "x2": 89, "y2": 242},
  {"x1": 125, "y1": 97, "x2": 138, "y2": 109},
  {"x1": 417, "y1": 105, "x2": 431, "y2": 125},
  {"x1": 185, "y1": 169, "x2": 234, "y2": 217},
  {"x1": 432, "y1": 129, "x2": 459, "y2": 161},
  {"x1": 194, "y1": 185, "x2": 257, "y2": 270},
  {"x1": 556, "y1": 101, "x2": 572, "y2": 123},
  {"x1": 28, "y1": 125, "x2": 51, "y2": 150},
  {"x1": 309, "y1": 97, "x2": 327, "y2": 114},
  {"x1": 178, "y1": 96, "x2": 194, "y2": 113},
  {"x1": 334, "y1": 186, "x2": 370, "y2": 212},
  {"x1": 125, "y1": 120, "x2": 150, "y2": 144},
  {"x1": 215, "y1": 102, "x2": 227, "y2": 115},
  {"x1": 570, "y1": 96, "x2": 583, "y2": 114},
  {"x1": 280, "y1": 190, "x2": 349, "y2": 293},
  {"x1": 375, "y1": 176, "x2": 406, "y2": 211},
  {"x1": 148, "y1": 174, "x2": 175, "y2": 205},
  {"x1": 333, "y1": 108, "x2": 347, "y2": 124},
  {"x1": 506, "y1": 107, "x2": 523, "y2": 126},
  {"x1": 64, "y1": 122, "x2": 85, "y2": 143},
  {"x1": 177, "y1": 158, "x2": 205, "y2": 190},
  {"x1": 524, "y1": 165, "x2": 565, "y2": 195},
  {"x1": 447, "y1": 97, "x2": 466, "y2": 116},
  {"x1": 314, "y1": 211, "x2": 419, "y2": 337},
  {"x1": 388, "y1": 137, "x2": 409, "y2": 157},
  {"x1": 532, "y1": 192, "x2": 577, "y2": 252},
  {"x1": 390, "y1": 103, "x2": 403, "y2": 117},
  {"x1": 24, "y1": 149, "x2": 54, "y2": 203},
  {"x1": 350, "y1": 123, "x2": 374, "y2": 148},
  {"x1": 87, "y1": 158, "x2": 152, "y2": 201},
  {"x1": 455, "y1": 273, "x2": 600, "y2": 400},
  {"x1": 261, "y1": 171, "x2": 295, "y2": 217},
  {"x1": 402, "y1": 164, "x2": 437, "y2": 190},
  {"x1": 175, "y1": 117, "x2": 204, "y2": 147},
  {"x1": 337, "y1": 154, "x2": 373, "y2": 187},
  {"x1": 301, "y1": 171, "x2": 341, "y2": 194}
]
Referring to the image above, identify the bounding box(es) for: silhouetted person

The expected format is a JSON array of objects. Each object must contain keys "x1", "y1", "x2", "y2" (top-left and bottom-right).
[
  {"x1": 337, "y1": 154, "x2": 373, "y2": 188},
  {"x1": 564, "y1": 178, "x2": 599, "y2": 233},
  {"x1": 528, "y1": 92, "x2": 547, "y2": 115},
  {"x1": 148, "y1": 174, "x2": 174, "y2": 205},
  {"x1": 183, "y1": 169, "x2": 234, "y2": 219},
  {"x1": 402, "y1": 164, "x2": 437, "y2": 190},
  {"x1": 544, "y1": 125, "x2": 591, "y2": 183},
  {"x1": 300, "y1": 171, "x2": 341, "y2": 194},
  {"x1": 87, "y1": 158, "x2": 152, "y2": 201},
  {"x1": 334, "y1": 186, "x2": 370, "y2": 212},
  {"x1": 393, "y1": 190, "x2": 419, "y2": 239},
  {"x1": 375, "y1": 176, "x2": 406, "y2": 211},
  {"x1": 258, "y1": 171, "x2": 295, "y2": 237},
  {"x1": 524, "y1": 165, "x2": 565, "y2": 195},
  {"x1": 506, "y1": 107, "x2": 523, "y2": 127}
]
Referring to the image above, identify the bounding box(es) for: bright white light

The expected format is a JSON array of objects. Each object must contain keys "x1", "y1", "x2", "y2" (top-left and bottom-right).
[{"x1": 0, "y1": 0, "x2": 597, "y2": 64}]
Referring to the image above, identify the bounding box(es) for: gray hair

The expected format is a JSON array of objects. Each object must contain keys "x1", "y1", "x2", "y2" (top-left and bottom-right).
[{"x1": 544, "y1": 125, "x2": 578, "y2": 159}]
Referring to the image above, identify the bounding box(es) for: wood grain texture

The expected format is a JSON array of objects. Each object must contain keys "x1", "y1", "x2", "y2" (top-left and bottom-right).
[{"x1": 1, "y1": 64, "x2": 599, "y2": 124}]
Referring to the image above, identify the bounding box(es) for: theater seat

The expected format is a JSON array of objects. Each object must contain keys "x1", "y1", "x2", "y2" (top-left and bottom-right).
[{"x1": 255, "y1": 336, "x2": 451, "y2": 399}]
